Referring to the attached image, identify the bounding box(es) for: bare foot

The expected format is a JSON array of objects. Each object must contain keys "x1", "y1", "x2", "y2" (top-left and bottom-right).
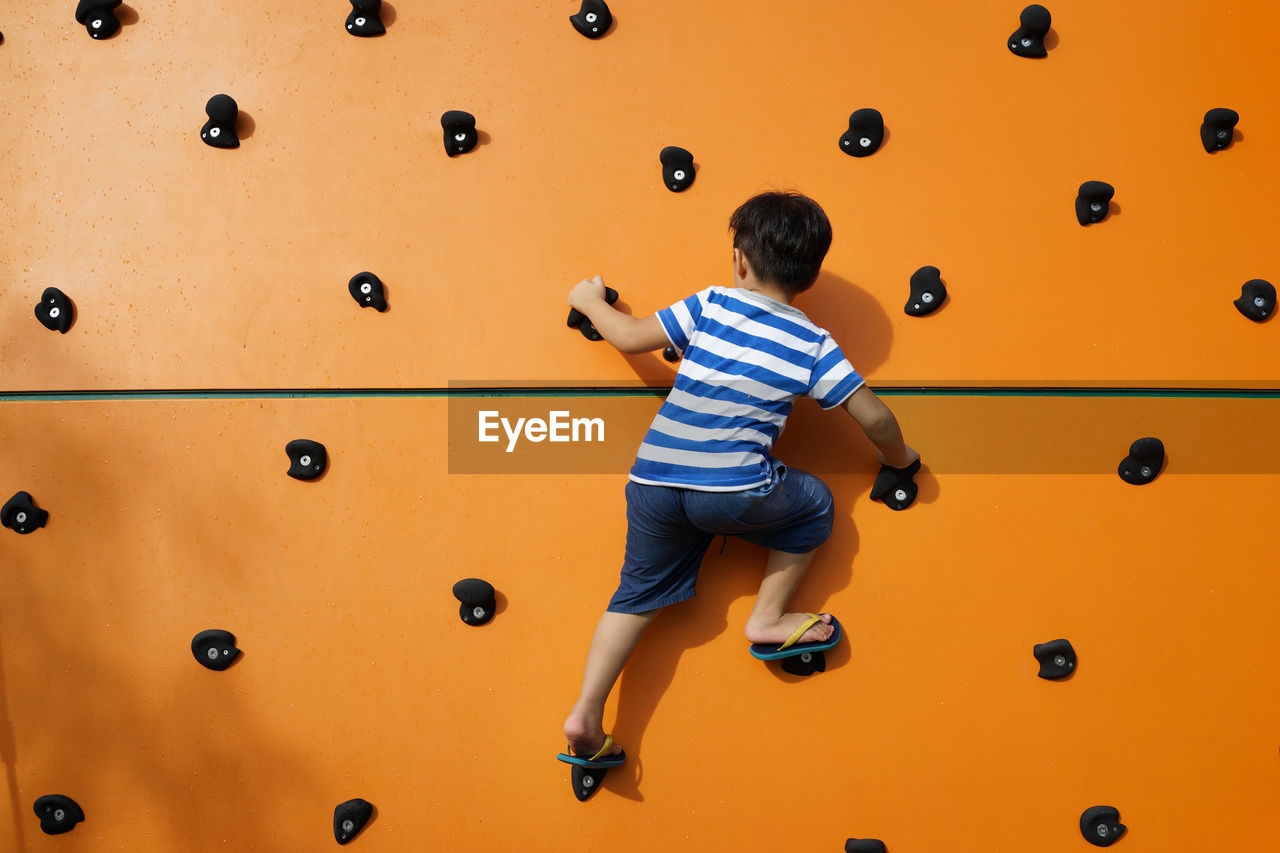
[
  {"x1": 744, "y1": 612, "x2": 834, "y2": 646},
  {"x1": 563, "y1": 706, "x2": 624, "y2": 759}
]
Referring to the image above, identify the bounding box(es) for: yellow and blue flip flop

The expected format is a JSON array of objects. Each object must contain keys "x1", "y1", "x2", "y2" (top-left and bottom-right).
[
  {"x1": 749, "y1": 613, "x2": 842, "y2": 661},
  {"x1": 556, "y1": 734, "x2": 627, "y2": 768}
]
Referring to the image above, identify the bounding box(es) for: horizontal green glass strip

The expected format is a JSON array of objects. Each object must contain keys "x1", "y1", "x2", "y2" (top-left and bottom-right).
[{"x1": 3, "y1": 386, "x2": 1280, "y2": 402}]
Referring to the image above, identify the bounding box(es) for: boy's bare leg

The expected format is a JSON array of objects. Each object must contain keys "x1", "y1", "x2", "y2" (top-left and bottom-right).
[
  {"x1": 563, "y1": 609, "x2": 657, "y2": 757},
  {"x1": 743, "y1": 547, "x2": 835, "y2": 645}
]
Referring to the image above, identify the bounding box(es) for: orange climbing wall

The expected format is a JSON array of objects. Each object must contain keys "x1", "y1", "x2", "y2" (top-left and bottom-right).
[
  {"x1": 4, "y1": 0, "x2": 1280, "y2": 851},
  {"x1": 4, "y1": 398, "x2": 1280, "y2": 852}
]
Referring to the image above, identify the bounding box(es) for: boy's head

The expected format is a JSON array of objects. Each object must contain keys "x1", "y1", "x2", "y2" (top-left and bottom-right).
[{"x1": 729, "y1": 192, "x2": 832, "y2": 297}]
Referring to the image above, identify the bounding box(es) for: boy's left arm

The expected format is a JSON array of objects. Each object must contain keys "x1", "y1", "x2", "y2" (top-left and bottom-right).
[{"x1": 567, "y1": 276, "x2": 670, "y2": 353}]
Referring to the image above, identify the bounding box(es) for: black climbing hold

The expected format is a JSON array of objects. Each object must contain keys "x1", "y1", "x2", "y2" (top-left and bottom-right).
[
  {"x1": 1200, "y1": 107, "x2": 1239, "y2": 153},
  {"x1": 780, "y1": 651, "x2": 825, "y2": 676},
  {"x1": 75, "y1": 0, "x2": 121, "y2": 39},
  {"x1": 286, "y1": 439, "x2": 328, "y2": 481},
  {"x1": 346, "y1": 0, "x2": 385, "y2": 37},
  {"x1": 839, "y1": 108, "x2": 884, "y2": 157},
  {"x1": 905, "y1": 266, "x2": 946, "y2": 316},
  {"x1": 201, "y1": 94, "x2": 240, "y2": 149},
  {"x1": 869, "y1": 459, "x2": 921, "y2": 511},
  {"x1": 441, "y1": 110, "x2": 478, "y2": 157},
  {"x1": 349, "y1": 272, "x2": 388, "y2": 312},
  {"x1": 33, "y1": 795, "x2": 84, "y2": 835},
  {"x1": 659, "y1": 146, "x2": 695, "y2": 192},
  {"x1": 662, "y1": 345, "x2": 680, "y2": 363},
  {"x1": 570, "y1": 765, "x2": 607, "y2": 802},
  {"x1": 1234, "y1": 278, "x2": 1274, "y2": 322},
  {"x1": 191, "y1": 629, "x2": 241, "y2": 671},
  {"x1": 1075, "y1": 181, "x2": 1114, "y2": 226},
  {"x1": 845, "y1": 840, "x2": 888, "y2": 853},
  {"x1": 334, "y1": 798, "x2": 374, "y2": 845},
  {"x1": 567, "y1": 286, "x2": 619, "y2": 341},
  {"x1": 453, "y1": 578, "x2": 497, "y2": 626},
  {"x1": 2, "y1": 491, "x2": 48, "y2": 534},
  {"x1": 1033, "y1": 638, "x2": 1076, "y2": 679},
  {"x1": 1008, "y1": 4, "x2": 1051, "y2": 58},
  {"x1": 35, "y1": 286, "x2": 74, "y2": 333},
  {"x1": 1080, "y1": 805, "x2": 1126, "y2": 847},
  {"x1": 1117, "y1": 437, "x2": 1163, "y2": 485},
  {"x1": 570, "y1": 0, "x2": 612, "y2": 38}
]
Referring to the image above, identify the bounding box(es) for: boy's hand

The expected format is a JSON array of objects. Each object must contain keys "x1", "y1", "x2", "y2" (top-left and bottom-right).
[
  {"x1": 568, "y1": 276, "x2": 608, "y2": 313},
  {"x1": 877, "y1": 444, "x2": 920, "y2": 470}
]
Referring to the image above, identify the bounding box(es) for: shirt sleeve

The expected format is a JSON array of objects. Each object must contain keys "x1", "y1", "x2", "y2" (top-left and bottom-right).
[
  {"x1": 807, "y1": 336, "x2": 866, "y2": 409},
  {"x1": 656, "y1": 289, "x2": 710, "y2": 353}
]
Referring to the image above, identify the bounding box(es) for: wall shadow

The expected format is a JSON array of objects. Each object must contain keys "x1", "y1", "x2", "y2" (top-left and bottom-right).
[
  {"x1": 794, "y1": 270, "x2": 894, "y2": 379},
  {"x1": 0, "y1": 632, "x2": 24, "y2": 852},
  {"x1": 605, "y1": 501, "x2": 865, "y2": 799},
  {"x1": 236, "y1": 111, "x2": 256, "y2": 142}
]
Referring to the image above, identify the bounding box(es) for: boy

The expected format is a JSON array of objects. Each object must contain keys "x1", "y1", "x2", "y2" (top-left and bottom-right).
[{"x1": 561, "y1": 191, "x2": 918, "y2": 766}]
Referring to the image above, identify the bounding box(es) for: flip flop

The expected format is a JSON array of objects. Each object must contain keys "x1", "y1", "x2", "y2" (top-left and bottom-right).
[
  {"x1": 556, "y1": 734, "x2": 627, "y2": 768},
  {"x1": 749, "y1": 613, "x2": 842, "y2": 661}
]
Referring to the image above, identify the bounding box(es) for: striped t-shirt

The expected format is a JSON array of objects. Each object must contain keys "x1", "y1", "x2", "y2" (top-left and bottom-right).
[{"x1": 629, "y1": 286, "x2": 866, "y2": 491}]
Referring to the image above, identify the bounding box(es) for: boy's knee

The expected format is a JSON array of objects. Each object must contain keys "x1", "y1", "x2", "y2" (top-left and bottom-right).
[
  {"x1": 813, "y1": 482, "x2": 836, "y2": 542},
  {"x1": 813, "y1": 480, "x2": 835, "y2": 520}
]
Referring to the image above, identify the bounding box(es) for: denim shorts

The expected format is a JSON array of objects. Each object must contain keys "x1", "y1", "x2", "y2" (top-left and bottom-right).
[{"x1": 606, "y1": 460, "x2": 835, "y2": 614}]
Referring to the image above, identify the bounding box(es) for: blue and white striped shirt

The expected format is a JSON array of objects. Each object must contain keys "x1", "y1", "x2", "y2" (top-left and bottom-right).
[{"x1": 629, "y1": 286, "x2": 865, "y2": 491}]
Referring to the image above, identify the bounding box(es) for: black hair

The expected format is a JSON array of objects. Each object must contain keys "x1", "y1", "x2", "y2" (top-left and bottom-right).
[{"x1": 728, "y1": 192, "x2": 832, "y2": 296}]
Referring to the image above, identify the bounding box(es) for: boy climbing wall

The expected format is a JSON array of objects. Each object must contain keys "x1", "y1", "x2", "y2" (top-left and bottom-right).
[{"x1": 559, "y1": 191, "x2": 919, "y2": 773}]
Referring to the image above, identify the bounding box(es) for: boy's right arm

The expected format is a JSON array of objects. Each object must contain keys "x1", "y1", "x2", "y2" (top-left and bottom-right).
[
  {"x1": 567, "y1": 276, "x2": 671, "y2": 354},
  {"x1": 841, "y1": 385, "x2": 919, "y2": 469}
]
